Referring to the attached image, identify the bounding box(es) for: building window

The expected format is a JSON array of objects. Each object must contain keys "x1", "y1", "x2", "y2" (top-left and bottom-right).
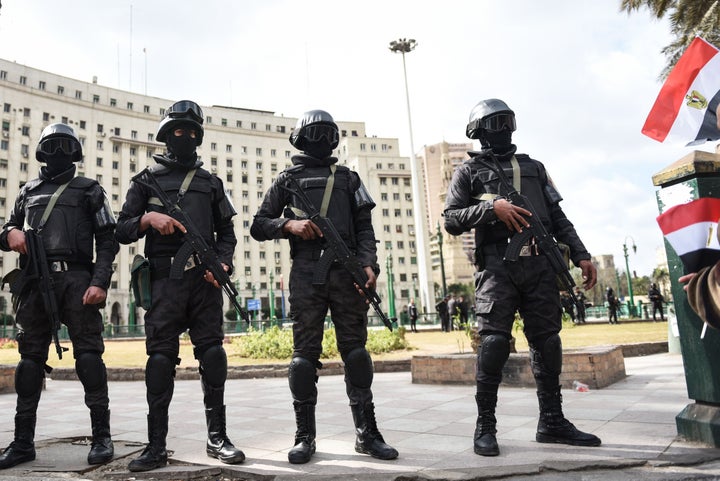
[
  {"x1": 381, "y1": 193, "x2": 388, "y2": 201},
  {"x1": 96, "y1": 158, "x2": 103, "y2": 167},
  {"x1": 236, "y1": 120, "x2": 242, "y2": 128},
  {"x1": 147, "y1": 133, "x2": 154, "y2": 142},
  {"x1": 241, "y1": 146, "x2": 247, "y2": 154},
  {"x1": 97, "y1": 141, "x2": 103, "y2": 150},
  {"x1": 206, "y1": 116, "x2": 212, "y2": 124},
  {"x1": 130, "y1": 147, "x2": 137, "y2": 156},
  {"x1": 0, "y1": 141, "x2": 7, "y2": 151},
  {"x1": 266, "y1": 124, "x2": 271, "y2": 131},
  {"x1": 110, "y1": 98, "x2": 117, "y2": 107},
  {"x1": 276, "y1": 125, "x2": 286, "y2": 133},
  {"x1": 57, "y1": 85, "x2": 64, "y2": 95},
  {"x1": 97, "y1": 124, "x2": 104, "y2": 133},
  {"x1": 61, "y1": 116, "x2": 68, "y2": 124},
  {"x1": 0, "y1": 71, "x2": 6, "y2": 80},
  {"x1": 127, "y1": 102, "x2": 134, "y2": 110},
  {"x1": 382, "y1": 209, "x2": 389, "y2": 217},
  {"x1": 256, "y1": 147, "x2": 262, "y2": 156},
  {"x1": 270, "y1": 149, "x2": 277, "y2": 157},
  {"x1": 19, "y1": 76, "x2": 27, "y2": 85},
  {"x1": 256, "y1": 162, "x2": 263, "y2": 171},
  {"x1": 371, "y1": 144, "x2": 377, "y2": 152},
  {"x1": 20, "y1": 162, "x2": 28, "y2": 171},
  {"x1": 21, "y1": 126, "x2": 29, "y2": 136},
  {"x1": 79, "y1": 120, "x2": 86, "y2": 129},
  {"x1": 250, "y1": 122, "x2": 257, "y2": 130},
  {"x1": 221, "y1": 118, "x2": 227, "y2": 127},
  {"x1": 75, "y1": 90, "x2": 82, "y2": 99},
  {"x1": 226, "y1": 144, "x2": 232, "y2": 153},
  {"x1": 211, "y1": 157, "x2": 217, "y2": 166},
  {"x1": 226, "y1": 158, "x2": 233, "y2": 168},
  {"x1": 360, "y1": 143, "x2": 366, "y2": 151},
  {"x1": 144, "y1": 105, "x2": 150, "y2": 113},
  {"x1": 4, "y1": 103, "x2": 12, "y2": 113},
  {"x1": 211, "y1": 142, "x2": 217, "y2": 151},
  {"x1": 382, "y1": 144, "x2": 389, "y2": 152},
  {"x1": 0, "y1": 159, "x2": 6, "y2": 168},
  {"x1": 112, "y1": 161, "x2": 119, "y2": 170},
  {"x1": 131, "y1": 130, "x2": 137, "y2": 139},
  {"x1": 20, "y1": 145, "x2": 29, "y2": 158},
  {"x1": 351, "y1": 130, "x2": 358, "y2": 136},
  {"x1": 114, "y1": 127, "x2": 121, "y2": 136},
  {"x1": 38, "y1": 81, "x2": 46, "y2": 91},
  {"x1": 23, "y1": 108, "x2": 30, "y2": 117},
  {"x1": 285, "y1": 150, "x2": 291, "y2": 158}
]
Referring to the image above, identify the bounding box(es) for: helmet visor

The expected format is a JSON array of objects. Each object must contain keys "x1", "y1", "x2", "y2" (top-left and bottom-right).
[
  {"x1": 481, "y1": 113, "x2": 516, "y2": 133},
  {"x1": 303, "y1": 124, "x2": 338, "y2": 144},
  {"x1": 166, "y1": 101, "x2": 204, "y2": 124},
  {"x1": 38, "y1": 137, "x2": 81, "y2": 156}
]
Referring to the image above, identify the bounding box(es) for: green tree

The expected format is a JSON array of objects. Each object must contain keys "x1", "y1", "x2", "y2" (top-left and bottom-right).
[{"x1": 620, "y1": 0, "x2": 720, "y2": 78}]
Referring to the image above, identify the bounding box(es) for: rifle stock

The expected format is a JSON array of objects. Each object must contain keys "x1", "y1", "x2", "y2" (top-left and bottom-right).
[
  {"x1": 477, "y1": 151, "x2": 582, "y2": 308},
  {"x1": 279, "y1": 177, "x2": 393, "y2": 331},
  {"x1": 25, "y1": 229, "x2": 68, "y2": 359},
  {"x1": 132, "y1": 169, "x2": 250, "y2": 324}
]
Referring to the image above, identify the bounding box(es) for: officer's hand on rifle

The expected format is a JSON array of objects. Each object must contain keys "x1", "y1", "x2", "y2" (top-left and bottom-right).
[
  {"x1": 283, "y1": 219, "x2": 323, "y2": 240},
  {"x1": 7, "y1": 228, "x2": 27, "y2": 255},
  {"x1": 141, "y1": 212, "x2": 187, "y2": 236},
  {"x1": 578, "y1": 259, "x2": 597, "y2": 290},
  {"x1": 493, "y1": 198, "x2": 531, "y2": 233},
  {"x1": 353, "y1": 266, "x2": 377, "y2": 301},
  {"x1": 203, "y1": 263, "x2": 229, "y2": 289},
  {"x1": 82, "y1": 286, "x2": 107, "y2": 305}
]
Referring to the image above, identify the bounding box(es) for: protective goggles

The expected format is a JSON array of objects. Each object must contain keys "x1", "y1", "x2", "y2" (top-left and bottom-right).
[
  {"x1": 38, "y1": 137, "x2": 81, "y2": 156},
  {"x1": 480, "y1": 113, "x2": 516, "y2": 133},
  {"x1": 166, "y1": 100, "x2": 204, "y2": 124},
  {"x1": 303, "y1": 124, "x2": 339, "y2": 144}
]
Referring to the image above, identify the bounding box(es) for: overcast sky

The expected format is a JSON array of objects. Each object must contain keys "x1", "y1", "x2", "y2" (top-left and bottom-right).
[{"x1": 0, "y1": 1, "x2": 705, "y2": 278}]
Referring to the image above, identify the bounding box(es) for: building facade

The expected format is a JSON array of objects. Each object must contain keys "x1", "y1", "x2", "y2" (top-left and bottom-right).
[{"x1": 0, "y1": 58, "x2": 427, "y2": 329}]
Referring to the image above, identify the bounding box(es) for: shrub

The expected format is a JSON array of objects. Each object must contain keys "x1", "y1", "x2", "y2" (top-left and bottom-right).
[
  {"x1": 0, "y1": 338, "x2": 17, "y2": 349},
  {"x1": 231, "y1": 326, "x2": 409, "y2": 360}
]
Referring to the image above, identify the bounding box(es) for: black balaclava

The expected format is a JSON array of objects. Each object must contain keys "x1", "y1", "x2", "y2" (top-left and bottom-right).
[
  {"x1": 303, "y1": 139, "x2": 334, "y2": 161},
  {"x1": 42, "y1": 151, "x2": 75, "y2": 177},
  {"x1": 481, "y1": 129, "x2": 515, "y2": 157},
  {"x1": 166, "y1": 122, "x2": 198, "y2": 167}
]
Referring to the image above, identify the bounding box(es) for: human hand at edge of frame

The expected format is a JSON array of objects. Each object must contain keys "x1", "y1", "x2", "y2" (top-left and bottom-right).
[
  {"x1": 82, "y1": 286, "x2": 107, "y2": 305},
  {"x1": 678, "y1": 272, "x2": 696, "y2": 292},
  {"x1": 578, "y1": 259, "x2": 597, "y2": 290},
  {"x1": 353, "y1": 266, "x2": 377, "y2": 302},
  {"x1": 7, "y1": 228, "x2": 27, "y2": 255},
  {"x1": 203, "y1": 263, "x2": 229, "y2": 289}
]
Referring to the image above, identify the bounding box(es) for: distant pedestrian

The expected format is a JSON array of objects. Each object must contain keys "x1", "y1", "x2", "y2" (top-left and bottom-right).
[
  {"x1": 606, "y1": 287, "x2": 619, "y2": 324},
  {"x1": 648, "y1": 283, "x2": 665, "y2": 322},
  {"x1": 573, "y1": 287, "x2": 587, "y2": 324},
  {"x1": 407, "y1": 299, "x2": 418, "y2": 333},
  {"x1": 436, "y1": 296, "x2": 450, "y2": 332}
]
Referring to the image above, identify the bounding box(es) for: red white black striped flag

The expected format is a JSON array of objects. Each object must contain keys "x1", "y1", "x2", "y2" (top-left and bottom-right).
[
  {"x1": 642, "y1": 37, "x2": 720, "y2": 146},
  {"x1": 656, "y1": 197, "x2": 720, "y2": 273}
]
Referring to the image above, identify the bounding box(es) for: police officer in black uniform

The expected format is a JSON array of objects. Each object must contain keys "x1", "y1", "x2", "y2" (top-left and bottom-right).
[
  {"x1": 648, "y1": 283, "x2": 665, "y2": 321},
  {"x1": 251, "y1": 110, "x2": 398, "y2": 464},
  {"x1": 443, "y1": 99, "x2": 600, "y2": 457},
  {"x1": 115, "y1": 100, "x2": 244, "y2": 472},
  {"x1": 0, "y1": 123, "x2": 118, "y2": 468}
]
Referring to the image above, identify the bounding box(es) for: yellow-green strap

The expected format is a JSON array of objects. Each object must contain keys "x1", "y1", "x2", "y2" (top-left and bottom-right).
[
  {"x1": 510, "y1": 155, "x2": 521, "y2": 193},
  {"x1": 37, "y1": 181, "x2": 71, "y2": 231},
  {"x1": 319, "y1": 165, "x2": 336, "y2": 217}
]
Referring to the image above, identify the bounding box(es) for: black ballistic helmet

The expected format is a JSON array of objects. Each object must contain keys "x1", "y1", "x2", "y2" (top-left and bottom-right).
[
  {"x1": 466, "y1": 98, "x2": 516, "y2": 139},
  {"x1": 156, "y1": 100, "x2": 205, "y2": 146},
  {"x1": 35, "y1": 123, "x2": 83, "y2": 163},
  {"x1": 289, "y1": 109, "x2": 339, "y2": 152}
]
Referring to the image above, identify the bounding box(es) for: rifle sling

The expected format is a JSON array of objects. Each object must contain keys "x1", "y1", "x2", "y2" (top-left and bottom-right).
[
  {"x1": 35, "y1": 181, "x2": 71, "y2": 231},
  {"x1": 148, "y1": 168, "x2": 196, "y2": 207}
]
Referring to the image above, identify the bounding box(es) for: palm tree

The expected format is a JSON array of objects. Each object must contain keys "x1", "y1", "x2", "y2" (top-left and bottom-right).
[{"x1": 620, "y1": 0, "x2": 720, "y2": 78}]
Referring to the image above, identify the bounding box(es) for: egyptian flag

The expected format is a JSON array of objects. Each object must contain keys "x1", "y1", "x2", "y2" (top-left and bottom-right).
[
  {"x1": 656, "y1": 197, "x2": 720, "y2": 273},
  {"x1": 642, "y1": 37, "x2": 720, "y2": 146}
]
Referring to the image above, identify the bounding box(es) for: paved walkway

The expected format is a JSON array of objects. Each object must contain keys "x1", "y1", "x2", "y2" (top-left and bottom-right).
[{"x1": 0, "y1": 352, "x2": 719, "y2": 480}]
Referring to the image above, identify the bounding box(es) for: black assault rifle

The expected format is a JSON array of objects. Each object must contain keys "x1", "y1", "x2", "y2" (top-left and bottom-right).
[
  {"x1": 476, "y1": 151, "x2": 582, "y2": 309},
  {"x1": 279, "y1": 177, "x2": 393, "y2": 331},
  {"x1": 132, "y1": 169, "x2": 250, "y2": 324},
  {"x1": 21, "y1": 229, "x2": 68, "y2": 359}
]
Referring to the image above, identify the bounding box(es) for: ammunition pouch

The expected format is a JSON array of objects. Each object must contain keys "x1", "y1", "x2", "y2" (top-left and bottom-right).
[
  {"x1": 2, "y1": 268, "x2": 29, "y2": 313},
  {"x1": 131, "y1": 255, "x2": 152, "y2": 310}
]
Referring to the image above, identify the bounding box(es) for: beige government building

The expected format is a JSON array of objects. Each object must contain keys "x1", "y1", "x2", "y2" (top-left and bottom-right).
[{"x1": 0, "y1": 58, "x2": 482, "y2": 332}]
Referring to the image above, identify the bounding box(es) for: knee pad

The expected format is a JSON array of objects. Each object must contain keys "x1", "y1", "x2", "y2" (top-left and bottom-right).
[
  {"x1": 288, "y1": 356, "x2": 318, "y2": 401},
  {"x1": 199, "y1": 344, "x2": 227, "y2": 388},
  {"x1": 342, "y1": 347, "x2": 373, "y2": 389},
  {"x1": 477, "y1": 334, "x2": 511, "y2": 376},
  {"x1": 15, "y1": 358, "x2": 45, "y2": 398},
  {"x1": 75, "y1": 352, "x2": 106, "y2": 393},
  {"x1": 529, "y1": 333, "x2": 563, "y2": 377},
  {"x1": 146, "y1": 353, "x2": 176, "y2": 396}
]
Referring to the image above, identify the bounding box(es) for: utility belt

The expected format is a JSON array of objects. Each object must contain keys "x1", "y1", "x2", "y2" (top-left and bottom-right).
[
  {"x1": 482, "y1": 238, "x2": 540, "y2": 258},
  {"x1": 47, "y1": 260, "x2": 92, "y2": 273},
  {"x1": 148, "y1": 254, "x2": 201, "y2": 279}
]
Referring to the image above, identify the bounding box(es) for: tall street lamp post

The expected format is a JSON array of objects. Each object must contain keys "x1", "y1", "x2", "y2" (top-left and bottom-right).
[
  {"x1": 385, "y1": 252, "x2": 397, "y2": 326},
  {"x1": 389, "y1": 37, "x2": 430, "y2": 313},
  {"x1": 623, "y1": 236, "x2": 637, "y2": 317},
  {"x1": 436, "y1": 221, "x2": 447, "y2": 298}
]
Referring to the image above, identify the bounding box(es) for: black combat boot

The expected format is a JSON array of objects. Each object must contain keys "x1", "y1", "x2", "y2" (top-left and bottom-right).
[
  {"x1": 128, "y1": 410, "x2": 169, "y2": 472},
  {"x1": 0, "y1": 415, "x2": 36, "y2": 469},
  {"x1": 350, "y1": 401, "x2": 398, "y2": 460},
  {"x1": 205, "y1": 406, "x2": 244, "y2": 464},
  {"x1": 473, "y1": 393, "x2": 499, "y2": 456},
  {"x1": 87, "y1": 407, "x2": 114, "y2": 464},
  {"x1": 536, "y1": 387, "x2": 601, "y2": 446},
  {"x1": 288, "y1": 402, "x2": 316, "y2": 464}
]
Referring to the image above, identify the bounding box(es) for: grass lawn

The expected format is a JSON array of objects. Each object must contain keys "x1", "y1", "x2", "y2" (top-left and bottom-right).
[{"x1": 0, "y1": 321, "x2": 669, "y2": 370}]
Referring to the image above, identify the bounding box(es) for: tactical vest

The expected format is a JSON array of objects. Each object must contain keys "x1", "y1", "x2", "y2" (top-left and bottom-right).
[
  {"x1": 284, "y1": 164, "x2": 357, "y2": 259},
  {"x1": 144, "y1": 166, "x2": 217, "y2": 258},
  {"x1": 23, "y1": 176, "x2": 98, "y2": 263}
]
